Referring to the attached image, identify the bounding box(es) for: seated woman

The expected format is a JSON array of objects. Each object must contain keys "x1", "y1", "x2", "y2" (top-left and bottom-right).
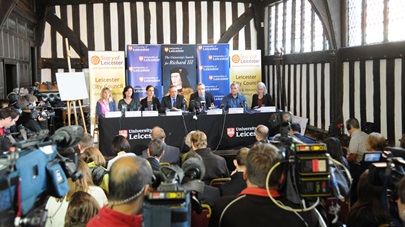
[
  {"x1": 96, "y1": 87, "x2": 117, "y2": 123},
  {"x1": 106, "y1": 135, "x2": 135, "y2": 170},
  {"x1": 81, "y1": 147, "x2": 109, "y2": 194},
  {"x1": 367, "y1": 132, "x2": 386, "y2": 152},
  {"x1": 251, "y1": 82, "x2": 274, "y2": 109},
  {"x1": 140, "y1": 85, "x2": 161, "y2": 111},
  {"x1": 64, "y1": 191, "x2": 100, "y2": 227},
  {"x1": 346, "y1": 170, "x2": 393, "y2": 227},
  {"x1": 117, "y1": 85, "x2": 141, "y2": 111},
  {"x1": 323, "y1": 137, "x2": 350, "y2": 170}
]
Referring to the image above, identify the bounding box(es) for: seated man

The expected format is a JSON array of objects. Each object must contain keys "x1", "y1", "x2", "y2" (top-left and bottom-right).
[
  {"x1": 142, "y1": 126, "x2": 180, "y2": 165},
  {"x1": 209, "y1": 143, "x2": 320, "y2": 227},
  {"x1": 289, "y1": 123, "x2": 317, "y2": 144},
  {"x1": 254, "y1": 124, "x2": 270, "y2": 144},
  {"x1": 160, "y1": 85, "x2": 186, "y2": 112},
  {"x1": 220, "y1": 82, "x2": 247, "y2": 110},
  {"x1": 87, "y1": 156, "x2": 152, "y2": 227},
  {"x1": 189, "y1": 82, "x2": 215, "y2": 111},
  {"x1": 146, "y1": 138, "x2": 165, "y2": 172}
]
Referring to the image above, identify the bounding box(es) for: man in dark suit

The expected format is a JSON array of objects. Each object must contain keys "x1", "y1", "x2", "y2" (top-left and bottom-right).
[
  {"x1": 160, "y1": 85, "x2": 186, "y2": 112},
  {"x1": 289, "y1": 123, "x2": 317, "y2": 144},
  {"x1": 189, "y1": 82, "x2": 215, "y2": 112},
  {"x1": 142, "y1": 126, "x2": 180, "y2": 165},
  {"x1": 146, "y1": 138, "x2": 165, "y2": 172}
]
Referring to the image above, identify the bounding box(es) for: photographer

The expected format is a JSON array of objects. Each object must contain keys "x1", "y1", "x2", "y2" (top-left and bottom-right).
[
  {"x1": 209, "y1": 143, "x2": 320, "y2": 227},
  {"x1": 0, "y1": 107, "x2": 20, "y2": 150},
  {"x1": 16, "y1": 94, "x2": 48, "y2": 132}
]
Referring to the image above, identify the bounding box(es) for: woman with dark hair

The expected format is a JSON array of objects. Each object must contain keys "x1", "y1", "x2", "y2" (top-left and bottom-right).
[
  {"x1": 106, "y1": 135, "x2": 135, "y2": 170},
  {"x1": 323, "y1": 137, "x2": 350, "y2": 169},
  {"x1": 140, "y1": 85, "x2": 161, "y2": 111},
  {"x1": 346, "y1": 170, "x2": 394, "y2": 226},
  {"x1": 117, "y1": 86, "x2": 141, "y2": 111}
]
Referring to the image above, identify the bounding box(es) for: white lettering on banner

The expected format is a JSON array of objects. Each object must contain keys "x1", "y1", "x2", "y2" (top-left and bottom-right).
[
  {"x1": 227, "y1": 126, "x2": 256, "y2": 138},
  {"x1": 127, "y1": 128, "x2": 152, "y2": 140}
]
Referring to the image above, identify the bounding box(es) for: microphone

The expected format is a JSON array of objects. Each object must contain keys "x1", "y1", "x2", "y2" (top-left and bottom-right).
[
  {"x1": 182, "y1": 157, "x2": 206, "y2": 182},
  {"x1": 51, "y1": 125, "x2": 84, "y2": 147},
  {"x1": 138, "y1": 104, "x2": 142, "y2": 111}
]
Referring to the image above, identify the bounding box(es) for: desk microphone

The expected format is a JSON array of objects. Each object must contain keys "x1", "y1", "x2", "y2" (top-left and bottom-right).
[{"x1": 138, "y1": 104, "x2": 142, "y2": 111}]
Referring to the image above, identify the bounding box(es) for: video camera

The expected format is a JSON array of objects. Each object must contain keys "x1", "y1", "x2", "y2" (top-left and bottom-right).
[
  {"x1": 267, "y1": 112, "x2": 352, "y2": 208},
  {"x1": 143, "y1": 157, "x2": 205, "y2": 227},
  {"x1": 0, "y1": 125, "x2": 84, "y2": 227},
  {"x1": 27, "y1": 102, "x2": 55, "y2": 120}
]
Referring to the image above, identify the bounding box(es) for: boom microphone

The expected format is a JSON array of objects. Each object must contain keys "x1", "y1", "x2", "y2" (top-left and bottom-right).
[{"x1": 51, "y1": 125, "x2": 84, "y2": 147}]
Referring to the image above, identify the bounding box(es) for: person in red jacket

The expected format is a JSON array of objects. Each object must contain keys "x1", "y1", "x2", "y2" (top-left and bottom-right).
[{"x1": 87, "y1": 156, "x2": 152, "y2": 227}]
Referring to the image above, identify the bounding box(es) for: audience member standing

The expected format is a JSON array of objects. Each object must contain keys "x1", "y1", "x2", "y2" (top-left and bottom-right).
[
  {"x1": 209, "y1": 143, "x2": 320, "y2": 227},
  {"x1": 87, "y1": 156, "x2": 152, "y2": 227},
  {"x1": 220, "y1": 147, "x2": 248, "y2": 196},
  {"x1": 190, "y1": 130, "x2": 229, "y2": 184},
  {"x1": 345, "y1": 118, "x2": 368, "y2": 164}
]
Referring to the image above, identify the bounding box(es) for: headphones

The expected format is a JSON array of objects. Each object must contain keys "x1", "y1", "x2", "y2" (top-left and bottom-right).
[{"x1": 346, "y1": 124, "x2": 351, "y2": 131}]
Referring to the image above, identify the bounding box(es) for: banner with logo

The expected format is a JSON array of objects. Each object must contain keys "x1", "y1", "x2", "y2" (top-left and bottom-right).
[
  {"x1": 197, "y1": 44, "x2": 230, "y2": 107},
  {"x1": 127, "y1": 45, "x2": 162, "y2": 100},
  {"x1": 88, "y1": 51, "x2": 125, "y2": 131},
  {"x1": 162, "y1": 44, "x2": 197, "y2": 103},
  {"x1": 230, "y1": 50, "x2": 262, "y2": 107}
]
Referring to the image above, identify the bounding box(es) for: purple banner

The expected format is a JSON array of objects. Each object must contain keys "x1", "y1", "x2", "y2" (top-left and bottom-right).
[
  {"x1": 127, "y1": 45, "x2": 162, "y2": 100},
  {"x1": 162, "y1": 44, "x2": 197, "y2": 103},
  {"x1": 197, "y1": 44, "x2": 230, "y2": 107}
]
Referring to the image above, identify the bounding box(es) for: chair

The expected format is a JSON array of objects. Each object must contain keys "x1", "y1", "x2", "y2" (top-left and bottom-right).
[
  {"x1": 191, "y1": 204, "x2": 212, "y2": 227},
  {"x1": 209, "y1": 178, "x2": 231, "y2": 188}
]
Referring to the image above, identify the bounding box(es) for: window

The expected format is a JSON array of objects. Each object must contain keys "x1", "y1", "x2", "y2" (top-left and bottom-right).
[
  {"x1": 266, "y1": 0, "x2": 328, "y2": 55},
  {"x1": 347, "y1": 0, "x2": 405, "y2": 46}
]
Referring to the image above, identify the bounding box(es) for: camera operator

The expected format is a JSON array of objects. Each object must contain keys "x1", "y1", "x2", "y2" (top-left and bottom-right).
[
  {"x1": 0, "y1": 107, "x2": 19, "y2": 150},
  {"x1": 209, "y1": 143, "x2": 321, "y2": 227},
  {"x1": 16, "y1": 94, "x2": 48, "y2": 133},
  {"x1": 397, "y1": 177, "x2": 405, "y2": 223}
]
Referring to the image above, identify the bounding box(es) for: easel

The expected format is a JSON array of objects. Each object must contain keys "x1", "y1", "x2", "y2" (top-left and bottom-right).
[{"x1": 65, "y1": 38, "x2": 88, "y2": 133}]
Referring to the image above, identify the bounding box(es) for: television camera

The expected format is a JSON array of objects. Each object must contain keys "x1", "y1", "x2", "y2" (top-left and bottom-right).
[
  {"x1": 143, "y1": 157, "x2": 206, "y2": 227},
  {"x1": 267, "y1": 112, "x2": 352, "y2": 212},
  {"x1": 0, "y1": 125, "x2": 84, "y2": 227},
  {"x1": 27, "y1": 102, "x2": 55, "y2": 120}
]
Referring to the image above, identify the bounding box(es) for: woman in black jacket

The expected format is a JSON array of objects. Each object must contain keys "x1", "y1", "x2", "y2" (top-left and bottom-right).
[{"x1": 251, "y1": 82, "x2": 274, "y2": 109}]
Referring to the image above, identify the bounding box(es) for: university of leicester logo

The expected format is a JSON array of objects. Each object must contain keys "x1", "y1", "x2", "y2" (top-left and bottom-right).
[
  {"x1": 198, "y1": 45, "x2": 203, "y2": 50},
  {"x1": 139, "y1": 77, "x2": 144, "y2": 82},
  {"x1": 227, "y1": 128, "x2": 235, "y2": 138},
  {"x1": 208, "y1": 55, "x2": 213, "y2": 60},
  {"x1": 209, "y1": 75, "x2": 213, "y2": 80},
  {"x1": 139, "y1": 56, "x2": 144, "y2": 62},
  {"x1": 199, "y1": 66, "x2": 203, "y2": 71},
  {"x1": 164, "y1": 47, "x2": 169, "y2": 52},
  {"x1": 128, "y1": 66, "x2": 133, "y2": 72},
  {"x1": 128, "y1": 45, "x2": 133, "y2": 51},
  {"x1": 119, "y1": 130, "x2": 128, "y2": 138}
]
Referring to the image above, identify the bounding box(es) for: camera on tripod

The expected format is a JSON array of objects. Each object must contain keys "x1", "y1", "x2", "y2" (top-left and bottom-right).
[{"x1": 28, "y1": 102, "x2": 55, "y2": 120}]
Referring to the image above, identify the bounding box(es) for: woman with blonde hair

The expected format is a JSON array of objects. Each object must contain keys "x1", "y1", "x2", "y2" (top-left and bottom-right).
[
  {"x1": 96, "y1": 87, "x2": 117, "y2": 123},
  {"x1": 190, "y1": 131, "x2": 229, "y2": 184},
  {"x1": 251, "y1": 82, "x2": 274, "y2": 109},
  {"x1": 81, "y1": 147, "x2": 109, "y2": 194}
]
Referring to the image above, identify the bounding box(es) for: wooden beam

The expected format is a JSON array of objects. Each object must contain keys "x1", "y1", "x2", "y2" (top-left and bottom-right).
[
  {"x1": 338, "y1": 41, "x2": 405, "y2": 61},
  {"x1": 40, "y1": 58, "x2": 88, "y2": 69},
  {"x1": 218, "y1": 6, "x2": 254, "y2": 43},
  {"x1": 263, "y1": 50, "x2": 336, "y2": 65},
  {"x1": 45, "y1": 9, "x2": 89, "y2": 59},
  {"x1": 0, "y1": 0, "x2": 19, "y2": 30}
]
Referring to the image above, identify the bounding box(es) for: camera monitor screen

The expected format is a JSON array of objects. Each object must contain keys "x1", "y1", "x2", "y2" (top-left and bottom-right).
[{"x1": 363, "y1": 152, "x2": 382, "y2": 162}]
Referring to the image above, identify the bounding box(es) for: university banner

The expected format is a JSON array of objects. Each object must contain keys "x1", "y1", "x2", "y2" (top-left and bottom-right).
[
  {"x1": 88, "y1": 51, "x2": 125, "y2": 131},
  {"x1": 127, "y1": 45, "x2": 162, "y2": 100},
  {"x1": 230, "y1": 50, "x2": 262, "y2": 107},
  {"x1": 197, "y1": 44, "x2": 230, "y2": 107},
  {"x1": 162, "y1": 44, "x2": 197, "y2": 104}
]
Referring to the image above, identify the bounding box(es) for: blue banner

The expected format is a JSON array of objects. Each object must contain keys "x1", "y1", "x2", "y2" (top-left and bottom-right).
[
  {"x1": 162, "y1": 44, "x2": 197, "y2": 103},
  {"x1": 196, "y1": 44, "x2": 230, "y2": 107},
  {"x1": 127, "y1": 45, "x2": 162, "y2": 101}
]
